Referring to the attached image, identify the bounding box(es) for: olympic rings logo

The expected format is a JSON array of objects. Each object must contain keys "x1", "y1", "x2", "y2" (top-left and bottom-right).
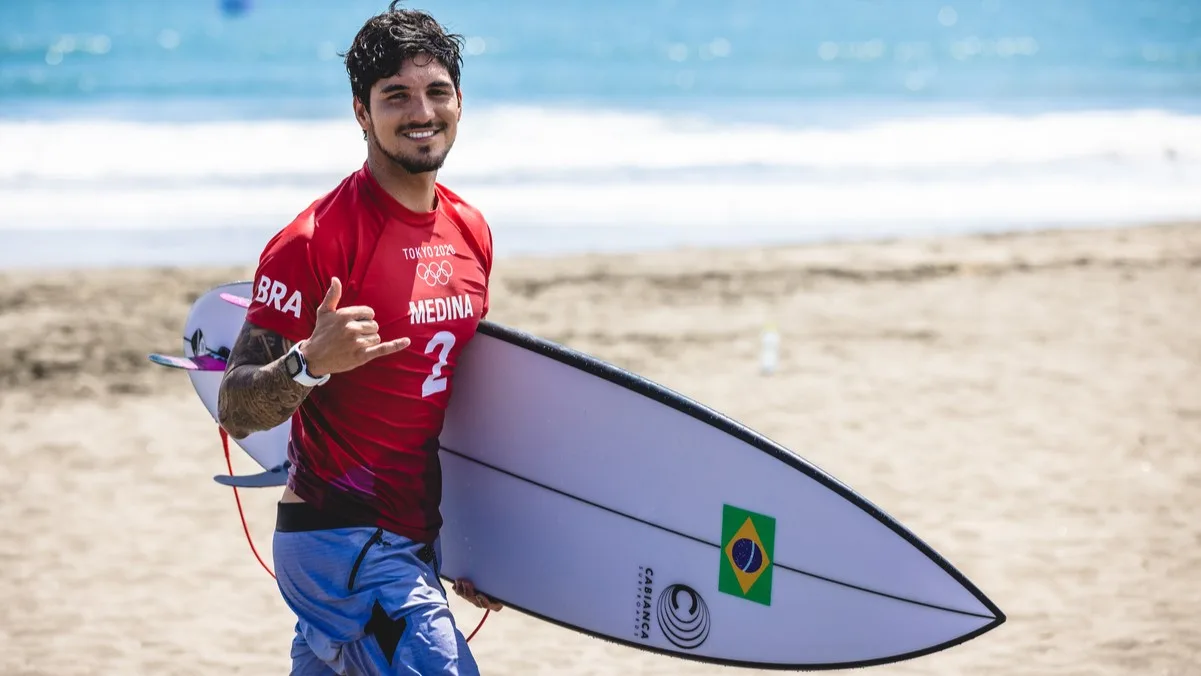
[{"x1": 417, "y1": 260, "x2": 454, "y2": 286}]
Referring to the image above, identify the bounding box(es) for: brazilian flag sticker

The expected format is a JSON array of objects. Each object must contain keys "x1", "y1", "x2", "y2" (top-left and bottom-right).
[{"x1": 718, "y1": 504, "x2": 776, "y2": 606}]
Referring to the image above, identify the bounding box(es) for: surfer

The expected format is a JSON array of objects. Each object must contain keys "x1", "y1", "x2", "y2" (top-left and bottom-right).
[{"x1": 215, "y1": 3, "x2": 501, "y2": 674}]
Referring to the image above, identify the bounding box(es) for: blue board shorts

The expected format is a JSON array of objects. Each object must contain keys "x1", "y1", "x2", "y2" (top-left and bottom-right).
[{"x1": 272, "y1": 502, "x2": 480, "y2": 676}]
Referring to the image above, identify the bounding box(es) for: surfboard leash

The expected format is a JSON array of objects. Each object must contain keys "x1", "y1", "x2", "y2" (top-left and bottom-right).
[
  {"x1": 214, "y1": 426, "x2": 490, "y2": 642},
  {"x1": 466, "y1": 609, "x2": 489, "y2": 642},
  {"x1": 218, "y1": 426, "x2": 276, "y2": 580}
]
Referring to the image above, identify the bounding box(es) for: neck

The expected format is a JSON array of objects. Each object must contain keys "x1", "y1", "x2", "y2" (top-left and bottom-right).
[{"x1": 366, "y1": 152, "x2": 439, "y2": 213}]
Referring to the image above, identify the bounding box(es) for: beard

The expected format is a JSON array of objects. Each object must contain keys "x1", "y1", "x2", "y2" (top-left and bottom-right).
[{"x1": 368, "y1": 120, "x2": 451, "y2": 174}]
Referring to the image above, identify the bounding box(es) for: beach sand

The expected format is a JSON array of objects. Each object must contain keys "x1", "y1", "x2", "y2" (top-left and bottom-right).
[{"x1": 2, "y1": 222, "x2": 1199, "y2": 675}]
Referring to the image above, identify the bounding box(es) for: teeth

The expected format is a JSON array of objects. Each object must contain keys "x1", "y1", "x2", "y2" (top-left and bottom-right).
[{"x1": 406, "y1": 130, "x2": 437, "y2": 139}]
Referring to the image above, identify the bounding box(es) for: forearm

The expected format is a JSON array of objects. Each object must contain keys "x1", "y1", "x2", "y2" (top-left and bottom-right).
[
  {"x1": 217, "y1": 358, "x2": 312, "y2": 439},
  {"x1": 216, "y1": 322, "x2": 311, "y2": 439}
]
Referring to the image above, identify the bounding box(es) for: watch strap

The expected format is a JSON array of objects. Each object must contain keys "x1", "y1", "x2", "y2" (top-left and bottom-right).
[{"x1": 286, "y1": 343, "x2": 330, "y2": 387}]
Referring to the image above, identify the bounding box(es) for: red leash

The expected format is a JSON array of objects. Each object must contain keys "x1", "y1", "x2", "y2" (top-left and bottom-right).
[
  {"x1": 219, "y1": 427, "x2": 276, "y2": 580},
  {"x1": 217, "y1": 427, "x2": 488, "y2": 641}
]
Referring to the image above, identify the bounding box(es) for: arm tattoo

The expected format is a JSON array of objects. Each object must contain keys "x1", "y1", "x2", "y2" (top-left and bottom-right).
[{"x1": 216, "y1": 322, "x2": 312, "y2": 439}]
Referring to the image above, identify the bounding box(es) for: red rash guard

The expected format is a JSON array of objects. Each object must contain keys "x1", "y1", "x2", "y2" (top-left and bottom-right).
[{"x1": 244, "y1": 163, "x2": 493, "y2": 544}]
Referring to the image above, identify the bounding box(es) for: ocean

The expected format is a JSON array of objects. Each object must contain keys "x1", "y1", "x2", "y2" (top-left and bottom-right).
[{"x1": 2, "y1": 0, "x2": 1199, "y2": 268}]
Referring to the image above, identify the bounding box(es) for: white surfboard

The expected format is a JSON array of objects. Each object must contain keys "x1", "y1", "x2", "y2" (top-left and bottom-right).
[{"x1": 157, "y1": 281, "x2": 1004, "y2": 670}]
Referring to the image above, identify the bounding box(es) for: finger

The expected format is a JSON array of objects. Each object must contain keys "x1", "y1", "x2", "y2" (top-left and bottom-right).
[
  {"x1": 473, "y1": 593, "x2": 502, "y2": 612},
  {"x1": 362, "y1": 337, "x2": 410, "y2": 359},
  {"x1": 335, "y1": 305, "x2": 375, "y2": 321},
  {"x1": 318, "y1": 277, "x2": 342, "y2": 313},
  {"x1": 356, "y1": 334, "x2": 382, "y2": 348},
  {"x1": 456, "y1": 579, "x2": 474, "y2": 597},
  {"x1": 346, "y1": 319, "x2": 379, "y2": 334}
]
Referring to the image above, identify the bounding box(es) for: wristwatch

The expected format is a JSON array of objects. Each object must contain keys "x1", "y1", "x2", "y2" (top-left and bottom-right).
[{"x1": 283, "y1": 342, "x2": 330, "y2": 387}]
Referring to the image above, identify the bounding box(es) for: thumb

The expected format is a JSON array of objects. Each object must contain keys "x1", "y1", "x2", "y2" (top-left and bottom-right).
[
  {"x1": 363, "y1": 336, "x2": 411, "y2": 360},
  {"x1": 319, "y1": 277, "x2": 342, "y2": 313}
]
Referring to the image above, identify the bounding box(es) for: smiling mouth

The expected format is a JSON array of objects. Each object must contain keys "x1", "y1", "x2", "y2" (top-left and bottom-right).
[{"x1": 403, "y1": 129, "x2": 440, "y2": 141}]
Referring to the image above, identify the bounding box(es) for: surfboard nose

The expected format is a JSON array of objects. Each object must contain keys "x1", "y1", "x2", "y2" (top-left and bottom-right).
[{"x1": 742, "y1": 569, "x2": 1003, "y2": 666}]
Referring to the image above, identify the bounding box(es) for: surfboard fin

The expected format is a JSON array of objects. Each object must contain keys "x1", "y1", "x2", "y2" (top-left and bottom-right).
[
  {"x1": 213, "y1": 461, "x2": 291, "y2": 488},
  {"x1": 148, "y1": 353, "x2": 227, "y2": 371},
  {"x1": 220, "y1": 292, "x2": 251, "y2": 308}
]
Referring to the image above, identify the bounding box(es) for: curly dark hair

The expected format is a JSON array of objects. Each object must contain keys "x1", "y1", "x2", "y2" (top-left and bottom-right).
[{"x1": 342, "y1": 1, "x2": 465, "y2": 110}]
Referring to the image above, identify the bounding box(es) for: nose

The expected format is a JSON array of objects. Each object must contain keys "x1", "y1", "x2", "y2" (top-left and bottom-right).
[{"x1": 406, "y1": 93, "x2": 436, "y2": 125}]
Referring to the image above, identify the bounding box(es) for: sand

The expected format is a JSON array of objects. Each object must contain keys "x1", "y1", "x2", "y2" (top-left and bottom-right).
[{"x1": 1, "y1": 222, "x2": 1199, "y2": 675}]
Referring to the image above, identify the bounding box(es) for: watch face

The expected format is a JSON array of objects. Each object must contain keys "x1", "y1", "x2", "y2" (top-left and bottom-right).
[{"x1": 284, "y1": 351, "x2": 303, "y2": 378}]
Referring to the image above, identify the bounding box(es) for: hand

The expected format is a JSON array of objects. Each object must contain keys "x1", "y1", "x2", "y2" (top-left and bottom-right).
[
  {"x1": 300, "y1": 277, "x2": 410, "y2": 376},
  {"x1": 453, "y1": 578, "x2": 504, "y2": 612}
]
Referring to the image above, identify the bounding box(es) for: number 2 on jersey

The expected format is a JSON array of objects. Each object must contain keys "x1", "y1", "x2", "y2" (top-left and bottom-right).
[{"x1": 422, "y1": 330, "x2": 456, "y2": 397}]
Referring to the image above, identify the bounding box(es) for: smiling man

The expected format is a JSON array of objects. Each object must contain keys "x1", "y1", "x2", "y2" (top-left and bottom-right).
[{"x1": 215, "y1": 3, "x2": 501, "y2": 675}]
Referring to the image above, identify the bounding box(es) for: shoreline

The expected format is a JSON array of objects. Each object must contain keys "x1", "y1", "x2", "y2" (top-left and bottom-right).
[{"x1": 1, "y1": 215, "x2": 1197, "y2": 271}]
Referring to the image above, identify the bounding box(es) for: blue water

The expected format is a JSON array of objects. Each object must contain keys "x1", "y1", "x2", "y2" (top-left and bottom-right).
[
  {"x1": 4, "y1": 0, "x2": 1200, "y2": 116},
  {"x1": 1, "y1": 0, "x2": 1199, "y2": 267}
]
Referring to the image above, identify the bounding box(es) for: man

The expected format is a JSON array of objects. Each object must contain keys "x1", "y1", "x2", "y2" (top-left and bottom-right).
[{"x1": 216, "y1": 3, "x2": 501, "y2": 674}]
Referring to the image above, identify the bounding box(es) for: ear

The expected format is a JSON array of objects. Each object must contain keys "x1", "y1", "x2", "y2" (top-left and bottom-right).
[
  {"x1": 353, "y1": 96, "x2": 371, "y2": 136},
  {"x1": 456, "y1": 88, "x2": 463, "y2": 121}
]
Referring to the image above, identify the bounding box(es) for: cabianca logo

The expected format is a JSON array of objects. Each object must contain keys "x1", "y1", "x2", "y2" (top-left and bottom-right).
[{"x1": 417, "y1": 260, "x2": 454, "y2": 287}]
